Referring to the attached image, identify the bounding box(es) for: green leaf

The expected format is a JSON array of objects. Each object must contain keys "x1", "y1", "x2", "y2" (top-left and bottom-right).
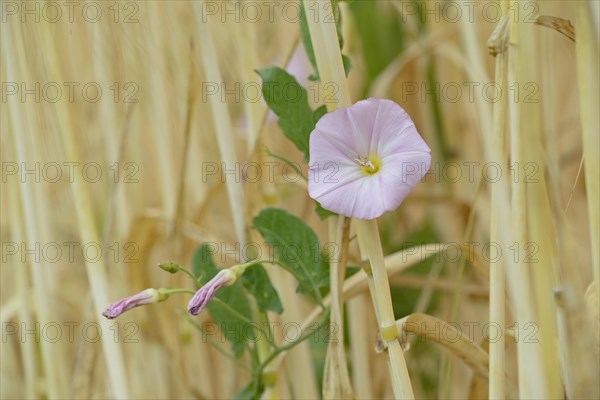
[
  {"x1": 299, "y1": 3, "x2": 318, "y2": 81},
  {"x1": 252, "y1": 208, "x2": 329, "y2": 303},
  {"x1": 315, "y1": 201, "x2": 336, "y2": 220},
  {"x1": 241, "y1": 264, "x2": 284, "y2": 314},
  {"x1": 233, "y1": 380, "x2": 264, "y2": 400},
  {"x1": 191, "y1": 244, "x2": 254, "y2": 358},
  {"x1": 348, "y1": 1, "x2": 404, "y2": 95},
  {"x1": 191, "y1": 249, "x2": 204, "y2": 279},
  {"x1": 342, "y1": 54, "x2": 352, "y2": 77},
  {"x1": 300, "y1": 1, "x2": 352, "y2": 81},
  {"x1": 256, "y1": 66, "x2": 317, "y2": 162},
  {"x1": 313, "y1": 104, "x2": 328, "y2": 124}
]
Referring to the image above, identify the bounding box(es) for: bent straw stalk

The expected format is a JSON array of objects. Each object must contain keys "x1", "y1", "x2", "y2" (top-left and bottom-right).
[
  {"x1": 269, "y1": 244, "x2": 447, "y2": 374},
  {"x1": 377, "y1": 313, "x2": 490, "y2": 381}
]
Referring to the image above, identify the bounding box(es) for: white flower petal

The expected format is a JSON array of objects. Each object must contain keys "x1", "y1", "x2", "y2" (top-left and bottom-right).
[{"x1": 308, "y1": 98, "x2": 431, "y2": 219}]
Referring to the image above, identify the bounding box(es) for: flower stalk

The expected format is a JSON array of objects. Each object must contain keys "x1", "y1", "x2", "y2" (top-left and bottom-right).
[{"x1": 103, "y1": 288, "x2": 194, "y2": 319}]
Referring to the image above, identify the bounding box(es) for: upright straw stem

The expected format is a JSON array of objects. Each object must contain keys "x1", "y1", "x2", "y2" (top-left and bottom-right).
[
  {"x1": 355, "y1": 220, "x2": 415, "y2": 399},
  {"x1": 488, "y1": 21, "x2": 508, "y2": 400},
  {"x1": 323, "y1": 216, "x2": 354, "y2": 399},
  {"x1": 575, "y1": 0, "x2": 600, "y2": 325},
  {"x1": 506, "y1": 3, "x2": 562, "y2": 397},
  {"x1": 303, "y1": 1, "x2": 414, "y2": 397},
  {"x1": 194, "y1": 5, "x2": 247, "y2": 247},
  {"x1": 7, "y1": 133, "x2": 39, "y2": 399},
  {"x1": 34, "y1": 22, "x2": 130, "y2": 398}
]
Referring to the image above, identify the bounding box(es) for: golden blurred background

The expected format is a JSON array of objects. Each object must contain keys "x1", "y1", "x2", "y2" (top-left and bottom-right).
[{"x1": 1, "y1": 1, "x2": 598, "y2": 399}]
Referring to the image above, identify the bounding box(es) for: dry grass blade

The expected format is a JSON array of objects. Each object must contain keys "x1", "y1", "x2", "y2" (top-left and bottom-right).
[
  {"x1": 37, "y1": 26, "x2": 131, "y2": 399},
  {"x1": 535, "y1": 16, "x2": 576, "y2": 42},
  {"x1": 194, "y1": 5, "x2": 247, "y2": 247}
]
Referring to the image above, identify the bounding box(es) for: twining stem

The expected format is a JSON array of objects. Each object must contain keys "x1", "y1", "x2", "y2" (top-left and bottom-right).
[
  {"x1": 182, "y1": 269, "x2": 202, "y2": 287},
  {"x1": 257, "y1": 308, "x2": 332, "y2": 381},
  {"x1": 211, "y1": 298, "x2": 277, "y2": 348},
  {"x1": 240, "y1": 308, "x2": 332, "y2": 399},
  {"x1": 161, "y1": 289, "x2": 196, "y2": 296},
  {"x1": 184, "y1": 314, "x2": 252, "y2": 372}
]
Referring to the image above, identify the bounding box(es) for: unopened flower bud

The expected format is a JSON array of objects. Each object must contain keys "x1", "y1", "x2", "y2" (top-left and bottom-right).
[
  {"x1": 158, "y1": 261, "x2": 181, "y2": 274},
  {"x1": 187, "y1": 269, "x2": 237, "y2": 316},
  {"x1": 102, "y1": 289, "x2": 161, "y2": 319}
]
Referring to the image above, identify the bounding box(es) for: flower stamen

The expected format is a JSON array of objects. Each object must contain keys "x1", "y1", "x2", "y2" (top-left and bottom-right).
[
  {"x1": 355, "y1": 154, "x2": 380, "y2": 175},
  {"x1": 355, "y1": 155, "x2": 374, "y2": 169}
]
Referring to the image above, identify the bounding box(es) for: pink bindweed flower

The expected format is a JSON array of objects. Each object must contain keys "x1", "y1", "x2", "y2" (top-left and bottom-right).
[
  {"x1": 102, "y1": 289, "x2": 163, "y2": 319},
  {"x1": 188, "y1": 269, "x2": 237, "y2": 315},
  {"x1": 308, "y1": 98, "x2": 431, "y2": 219}
]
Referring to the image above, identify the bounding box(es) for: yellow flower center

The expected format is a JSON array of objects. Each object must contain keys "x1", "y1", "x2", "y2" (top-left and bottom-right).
[{"x1": 355, "y1": 154, "x2": 381, "y2": 175}]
